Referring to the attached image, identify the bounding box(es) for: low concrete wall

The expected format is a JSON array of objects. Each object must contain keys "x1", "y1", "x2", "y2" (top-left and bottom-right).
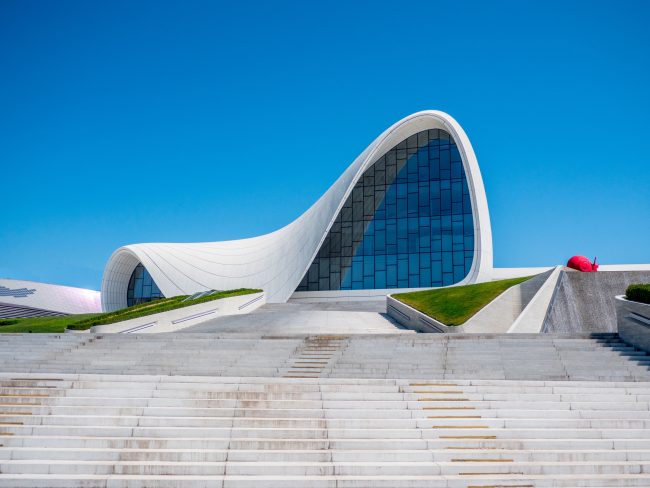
[
  {"x1": 508, "y1": 267, "x2": 562, "y2": 333},
  {"x1": 616, "y1": 295, "x2": 650, "y2": 352},
  {"x1": 543, "y1": 271, "x2": 650, "y2": 333},
  {"x1": 91, "y1": 292, "x2": 265, "y2": 334},
  {"x1": 386, "y1": 295, "x2": 463, "y2": 333}
]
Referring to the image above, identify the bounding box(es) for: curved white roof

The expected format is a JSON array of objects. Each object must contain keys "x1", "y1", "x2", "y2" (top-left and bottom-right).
[
  {"x1": 101, "y1": 110, "x2": 493, "y2": 311},
  {"x1": 0, "y1": 278, "x2": 101, "y2": 317}
]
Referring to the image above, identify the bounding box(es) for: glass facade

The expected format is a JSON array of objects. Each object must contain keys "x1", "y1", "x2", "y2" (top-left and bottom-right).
[
  {"x1": 296, "y1": 129, "x2": 474, "y2": 292},
  {"x1": 127, "y1": 263, "x2": 164, "y2": 307}
]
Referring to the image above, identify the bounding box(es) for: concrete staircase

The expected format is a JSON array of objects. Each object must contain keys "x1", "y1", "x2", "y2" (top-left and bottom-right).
[
  {"x1": 1, "y1": 333, "x2": 649, "y2": 381},
  {"x1": 0, "y1": 333, "x2": 648, "y2": 486},
  {"x1": 0, "y1": 374, "x2": 650, "y2": 486}
]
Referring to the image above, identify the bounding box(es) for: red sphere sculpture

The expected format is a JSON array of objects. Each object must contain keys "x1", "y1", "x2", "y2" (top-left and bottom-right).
[{"x1": 567, "y1": 256, "x2": 599, "y2": 272}]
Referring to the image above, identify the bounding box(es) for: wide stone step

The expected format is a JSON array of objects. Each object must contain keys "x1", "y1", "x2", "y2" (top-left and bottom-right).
[
  {"x1": 0, "y1": 474, "x2": 649, "y2": 488},
  {"x1": 4, "y1": 388, "x2": 650, "y2": 404},
  {"x1": 3, "y1": 447, "x2": 650, "y2": 463},
  {"x1": 6, "y1": 435, "x2": 650, "y2": 450},
  {"x1": 3, "y1": 425, "x2": 650, "y2": 440},
  {"x1": 3, "y1": 414, "x2": 650, "y2": 430},
  {"x1": 0, "y1": 459, "x2": 649, "y2": 476},
  {"x1": 3, "y1": 405, "x2": 650, "y2": 421},
  {"x1": 2, "y1": 397, "x2": 648, "y2": 413}
]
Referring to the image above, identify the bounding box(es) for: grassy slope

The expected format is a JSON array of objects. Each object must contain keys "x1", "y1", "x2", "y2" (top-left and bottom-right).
[
  {"x1": 0, "y1": 288, "x2": 261, "y2": 333},
  {"x1": 0, "y1": 314, "x2": 101, "y2": 333},
  {"x1": 68, "y1": 288, "x2": 261, "y2": 330},
  {"x1": 393, "y1": 276, "x2": 533, "y2": 326}
]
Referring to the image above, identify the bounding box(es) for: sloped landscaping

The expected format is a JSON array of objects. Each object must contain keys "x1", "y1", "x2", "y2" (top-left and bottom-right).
[
  {"x1": 0, "y1": 288, "x2": 261, "y2": 333},
  {"x1": 392, "y1": 276, "x2": 533, "y2": 326}
]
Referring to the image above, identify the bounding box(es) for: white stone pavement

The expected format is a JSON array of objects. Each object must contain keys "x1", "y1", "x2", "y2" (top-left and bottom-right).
[{"x1": 179, "y1": 301, "x2": 414, "y2": 335}]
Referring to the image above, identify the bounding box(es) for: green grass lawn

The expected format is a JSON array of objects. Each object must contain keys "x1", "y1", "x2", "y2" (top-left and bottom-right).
[
  {"x1": 0, "y1": 314, "x2": 101, "y2": 333},
  {"x1": 0, "y1": 288, "x2": 262, "y2": 333},
  {"x1": 392, "y1": 276, "x2": 534, "y2": 326}
]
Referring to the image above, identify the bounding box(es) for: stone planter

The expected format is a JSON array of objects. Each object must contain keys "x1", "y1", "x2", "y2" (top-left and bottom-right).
[{"x1": 615, "y1": 295, "x2": 650, "y2": 352}]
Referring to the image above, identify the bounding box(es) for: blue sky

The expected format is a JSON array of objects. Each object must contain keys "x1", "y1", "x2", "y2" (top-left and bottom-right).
[{"x1": 1, "y1": 0, "x2": 648, "y2": 290}]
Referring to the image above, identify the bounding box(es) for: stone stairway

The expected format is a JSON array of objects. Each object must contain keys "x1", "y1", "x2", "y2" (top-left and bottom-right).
[
  {"x1": 282, "y1": 336, "x2": 349, "y2": 378},
  {"x1": 0, "y1": 374, "x2": 649, "y2": 486},
  {"x1": 1, "y1": 333, "x2": 649, "y2": 381},
  {"x1": 0, "y1": 333, "x2": 648, "y2": 486}
]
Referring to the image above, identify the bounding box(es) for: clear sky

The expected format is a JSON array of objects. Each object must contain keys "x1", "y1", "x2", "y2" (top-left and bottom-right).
[{"x1": 1, "y1": 0, "x2": 648, "y2": 290}]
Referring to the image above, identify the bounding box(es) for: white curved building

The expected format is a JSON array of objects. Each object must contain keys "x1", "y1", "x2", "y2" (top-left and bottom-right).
[
  {"x1": 101, "y1": 111, "x2": 493, "y2": 312},
  {"x1": 0, "y1": 278, "x2": 101, "y2": 318}
]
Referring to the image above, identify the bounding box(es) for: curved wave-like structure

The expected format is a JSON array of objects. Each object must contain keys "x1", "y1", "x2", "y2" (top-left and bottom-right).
[
  {"x1": 101, "y1": 111, "x2": 493, "y2": 311},
  {"x1": 0, "y1": 278, "x2": 101, "y2": 318}
]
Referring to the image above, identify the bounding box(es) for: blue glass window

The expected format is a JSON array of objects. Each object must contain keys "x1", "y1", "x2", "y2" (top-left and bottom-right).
[
  {"x1": 126, "y1": 263, "x2": 164, "y2": 307},
  {"x1": 296, "y1": 129, "x2": 475, "y2": 291}
]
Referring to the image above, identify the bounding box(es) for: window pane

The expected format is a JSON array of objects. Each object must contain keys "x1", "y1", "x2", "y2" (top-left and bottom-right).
[{"x1": 127, "y1": 264, "x2": 165, "y2": 307}]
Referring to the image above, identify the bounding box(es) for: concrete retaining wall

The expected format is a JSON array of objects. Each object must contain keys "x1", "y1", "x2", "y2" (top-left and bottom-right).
[
  {"x1": 465, "y1": 269, "x2": 553, "y2": 333},
  {"x1": 91, "y1": 292, "x2": 265, "y2": 333},
  {"x1": 542, "y1": 271, "x2": 650, "y2": 333},
  {"x1": 386, "y1": 295, "x2": 463, "y2": 333},
  {"x1": 508, "y1": 267, "x2": 562, "y2": 333},
  {"x1": 616, "y1": 295, "x2": 650, "y2": 352}
]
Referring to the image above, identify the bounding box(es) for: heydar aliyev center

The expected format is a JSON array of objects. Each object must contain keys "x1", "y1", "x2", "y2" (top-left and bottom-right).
[{"x1": 101, "y1": 110, "x2": 495, "y2": 312}]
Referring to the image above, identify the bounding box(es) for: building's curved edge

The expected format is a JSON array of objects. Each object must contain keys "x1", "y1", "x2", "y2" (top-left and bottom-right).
[
  {"x1": 0, "y1": 278, "x2": 101, "y2": 317},
  {"x1": 291, "y1": 110, "x2": 493, "y2": 296},
  {"x1": 101, "y1": 110, "x2": 493, "y2": 311},
  {"x1": 439, "y1": 112, "x2": 493, "y2": 283}
]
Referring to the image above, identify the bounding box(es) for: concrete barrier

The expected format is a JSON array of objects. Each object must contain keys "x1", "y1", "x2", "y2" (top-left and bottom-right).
[
  {"x1": 543, "y1": 270, "x2": 650, "y2": 333},
  {"x1": 91, "y1": 292, "x2": 265, "y2": 333},
  {"x1": 616, "y1": 295, "x2": 650, "y2": 352},
  {"x1": 386, "y1": 295, "x2": 463, "y2": 333},
  {"x1": 508, "y1": 266, "x2": 562, "y2": 333}
]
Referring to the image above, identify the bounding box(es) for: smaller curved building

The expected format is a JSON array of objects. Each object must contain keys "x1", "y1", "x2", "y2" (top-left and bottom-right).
[{"x1": 0, "y1": 279, "x2": 102, "y2": 318}]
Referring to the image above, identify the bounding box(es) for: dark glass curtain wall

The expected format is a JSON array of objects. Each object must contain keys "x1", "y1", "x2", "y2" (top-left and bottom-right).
[
  {"x1": 296, "y1": 129, "x2": 475, "y2": 292},
  {"x1": 127, "y1": 263, "x2": 164, "y2": 306}
]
